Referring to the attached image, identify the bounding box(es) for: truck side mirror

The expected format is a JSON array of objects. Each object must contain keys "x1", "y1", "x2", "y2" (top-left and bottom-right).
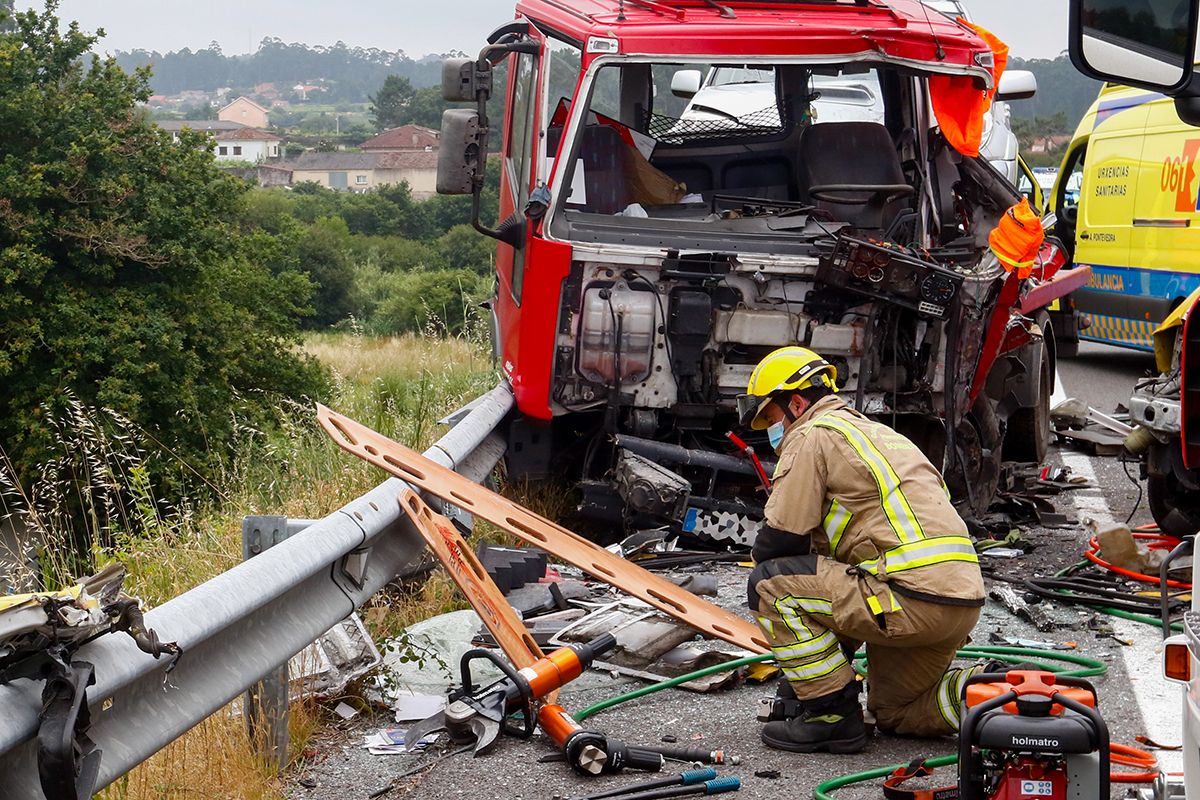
[
  {"x1": 1069, "y1": 0, "x2": 1200, "y2": 95},
  {"x1": 671, "y1": 70, "x2": 702, "y2": 99},
  {"x1": 996, "y1": 70, "x2": 1037, "y2": 101},
  {"x1": 442, "y1": 57, "x2": 493, "y2": 103},
  {"x1": 437, "y1": 108, "x2": 485, "y2": 195}
]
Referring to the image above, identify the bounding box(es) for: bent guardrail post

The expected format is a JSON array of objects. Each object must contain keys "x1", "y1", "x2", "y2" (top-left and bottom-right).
[{"x1": 0, "y1": 382, "x2": 512, "y2": 795}]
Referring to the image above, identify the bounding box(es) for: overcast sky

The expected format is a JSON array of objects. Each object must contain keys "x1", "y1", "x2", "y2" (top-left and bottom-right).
[{"x1": 18, "y1": 1, "x2": 1070, "y2": 60}]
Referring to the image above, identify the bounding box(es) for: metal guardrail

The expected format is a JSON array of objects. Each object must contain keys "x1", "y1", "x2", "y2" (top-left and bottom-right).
[{"x1": 0, "y1": 383, "x2": 513, "y2": 796}]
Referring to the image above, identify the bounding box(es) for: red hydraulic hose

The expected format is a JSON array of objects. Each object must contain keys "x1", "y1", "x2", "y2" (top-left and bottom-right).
[
  {"x1": 1086, "y1": 532, "x2": 1191, "y2": 589},
  {"x1": 1109, "y1": 742, "x2": 1159, "y2": 783}
]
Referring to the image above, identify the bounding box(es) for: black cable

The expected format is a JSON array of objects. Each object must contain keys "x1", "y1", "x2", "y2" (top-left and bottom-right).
[
  {"x1": 1121, "y1": 454, "x2": 1143, "y2": 526},
  {"x1": 624, "y1": 270, "x2": 680, "y2": 397}
]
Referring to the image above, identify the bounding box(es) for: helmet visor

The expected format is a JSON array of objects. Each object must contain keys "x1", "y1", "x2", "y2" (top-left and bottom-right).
[{"x1": 737, "y1": 393, "x2": 773, "y2": 430}]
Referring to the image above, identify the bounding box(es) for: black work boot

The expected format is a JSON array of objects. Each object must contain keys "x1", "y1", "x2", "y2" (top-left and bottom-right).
[{"x1": 760, "y1": 682, "x2": 867, "y2": 754}]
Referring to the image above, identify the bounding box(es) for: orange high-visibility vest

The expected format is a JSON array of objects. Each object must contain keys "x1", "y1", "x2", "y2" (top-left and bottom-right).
[
  {"x1": 989, "y1": 197, "x2": 1044, "y2": 279},
  {"x1": 929, "y1": 21, "x2": 1009, "y2": 158}
]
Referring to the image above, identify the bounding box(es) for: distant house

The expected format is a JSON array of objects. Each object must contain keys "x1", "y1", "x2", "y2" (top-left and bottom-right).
[
  {"x1": 292, "y1": 84, "x2": 326, "y2": 101},
  {"x1": 214, "y1": 127, "x2": 283, "y2": 161},
  {"x1": 286, "y1": 150, "x2": 439, "y2": 197},
  {"x1": 361, "y1": 124, "x2": 440, "y2": 153},
  {"x1": 157, "y1": 120, "x2": 282, "y2": 162},
  {"x1": 218, "y1": 96, "x2": 270, "y2": 129}
]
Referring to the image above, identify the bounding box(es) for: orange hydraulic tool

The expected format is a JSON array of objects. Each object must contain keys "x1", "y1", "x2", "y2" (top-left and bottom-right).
[{"x1": 397, "y1": 490, "x2": 715, "y2": 775}]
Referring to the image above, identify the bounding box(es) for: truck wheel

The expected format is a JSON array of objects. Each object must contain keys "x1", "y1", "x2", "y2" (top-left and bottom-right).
[
  {"x1": 1148, "y1": 474, "x2": 1200, "y2": 539},
  {"x1": 946, "y1": 396, "x2": 1002, "y2": 518},
  {"x1": 1004, "y1": 330, "x2": 1052, "y2": 465}
]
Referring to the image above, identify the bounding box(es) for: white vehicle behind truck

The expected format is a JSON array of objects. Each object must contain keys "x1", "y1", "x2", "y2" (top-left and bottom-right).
[{"x1": 670, "y1": 1, "x2": 1038, "y2": 183}]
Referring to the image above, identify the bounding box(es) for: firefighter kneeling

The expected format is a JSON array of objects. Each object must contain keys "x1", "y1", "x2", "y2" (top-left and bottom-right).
[{"x1": 739, "y1": 346, "x2": 984, "y2": 754}]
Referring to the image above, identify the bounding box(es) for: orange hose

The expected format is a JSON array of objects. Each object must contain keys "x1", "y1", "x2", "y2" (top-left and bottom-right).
[
  {"x1": 1110, "y1": 742, "x2": 1159, "y2": 783},
  {"x1": 1086, "y1": 533, "x2": 1191, "y2": 590}
]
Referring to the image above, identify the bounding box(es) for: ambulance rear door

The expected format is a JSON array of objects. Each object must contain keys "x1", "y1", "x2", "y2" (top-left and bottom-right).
[{"x1": 1074, "y1": 94, "x2": 1152, "y2": 348}]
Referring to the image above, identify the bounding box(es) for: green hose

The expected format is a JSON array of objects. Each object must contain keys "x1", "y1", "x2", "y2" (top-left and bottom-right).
[
  {"x1": 574, "y1": 653, "x2": 772, "y2": 722},
  {"x1": 813, "y1": 755, "x2": 958, "y2": 800},
  {"x1": 1054, "y1": 559, "x2": 1184, "y2": 633},
  {"x1": 574, "y1": 646, "x2": 1106, "y2": 722}
]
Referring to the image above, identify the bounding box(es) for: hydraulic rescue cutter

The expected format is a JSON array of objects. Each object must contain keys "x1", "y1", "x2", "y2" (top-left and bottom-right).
[{"x1": 391, "y1": 484, "x2": 742, "y2": 775}]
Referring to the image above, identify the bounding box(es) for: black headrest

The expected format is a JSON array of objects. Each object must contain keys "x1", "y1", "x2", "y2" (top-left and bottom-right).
[{"x1": 799, "y1": 121, "x2": 904, "y2": 186}]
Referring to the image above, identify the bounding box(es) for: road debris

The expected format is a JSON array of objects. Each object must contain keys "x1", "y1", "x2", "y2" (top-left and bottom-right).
[
  {"x1": 290, "y1": 612, "x2": 381, "y2": 701},
  {"x1": 989, "y1": 583, "x2": 1057, "y2": 631},
  {"x1": 362, "y1": 727, "x2": 439, "y2": 755}
]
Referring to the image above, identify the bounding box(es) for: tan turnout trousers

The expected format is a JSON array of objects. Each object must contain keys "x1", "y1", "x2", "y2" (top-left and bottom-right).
[{"x1": 750, "y1": 555, "x2": 979, "y2": 736}]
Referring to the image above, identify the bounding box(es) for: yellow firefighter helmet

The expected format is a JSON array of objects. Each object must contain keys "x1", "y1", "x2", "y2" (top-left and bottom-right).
[{"x1": 738, "y1": 346, "x2": 838, "y2": 430}]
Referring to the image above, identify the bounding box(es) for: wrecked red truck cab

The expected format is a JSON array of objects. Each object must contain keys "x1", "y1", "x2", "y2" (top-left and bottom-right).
[{"x1": 438, "y1": 0, "x2": 1086, "y2": 544}]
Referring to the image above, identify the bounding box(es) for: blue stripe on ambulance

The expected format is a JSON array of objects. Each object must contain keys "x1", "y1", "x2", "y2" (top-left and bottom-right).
[
  {"x1": 1093, "y1": 92, "x2": 1165, "y2": 129},
  {"x1": 1072, "y1": 263, "x2": 1200, "y2": 350}
]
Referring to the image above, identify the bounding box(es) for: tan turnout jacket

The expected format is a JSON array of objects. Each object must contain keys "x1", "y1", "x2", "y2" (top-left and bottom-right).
[{"x1": 764, "y1": 394, "x2": 984, "y2": 604}]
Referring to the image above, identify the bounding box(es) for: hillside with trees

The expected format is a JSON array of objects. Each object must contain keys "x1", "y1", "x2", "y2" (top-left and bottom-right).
[{"x1": 113, "y1": 39, "x2": 450, "y2": 102}]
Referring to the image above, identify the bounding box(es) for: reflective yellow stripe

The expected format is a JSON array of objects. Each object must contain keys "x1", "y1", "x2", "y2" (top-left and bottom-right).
[
  {"x1": 774, "y1": 596, "x2": 838, "y2": 661},
  {"x1": 757, "y1": 616, "x2": 775, "y2": 639},
  {"x1": 781, "y1": 649, "x2": 849, "y2": 682},
  {"x1": 866, "y1": 590, "x2": 901, "y2": 616},
  {"x1": 936, "y1": 671, "x2": 957, "y2": 730},
  {"x1": 823, "y1": 499, "x2": 853, "y2": 553},
  {"x1": 857, "y1": 535, "x2": 978, "y2": 576},
  {"x1": 775, "y1": 597, "x2": 813, "y2": 642},
  {"x1": 811, "y1": 417, "x2": 926, "y2": 544},
  {"x1": 937, "y1": 667, "x2": 974, "y2": 731},
  {"x1": 774, "y1": 631, "x2": 840, "y2": 661},
  {"x1": 795, "y1": 597, "x2": 833, "y2": 615}
]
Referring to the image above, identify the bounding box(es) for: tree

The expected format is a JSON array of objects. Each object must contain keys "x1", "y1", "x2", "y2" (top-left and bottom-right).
[
  {"x1": 0, "y1": 0, "x2": 14, "y2": 33},
  {"x1": 298, "y1": 217, "x2": 354, "y2": 327},
  {"x1": 0, "y1": 3, "x2": 328, "y2": 488},
  {"x1": 369, "y1": 74, "x2": 416, "y2": 131}
]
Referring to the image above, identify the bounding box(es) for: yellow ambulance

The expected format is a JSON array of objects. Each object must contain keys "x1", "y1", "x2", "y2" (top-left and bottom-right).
[{"x1": 1052, "y1": 83, "x2": 1200, "y2": 353}]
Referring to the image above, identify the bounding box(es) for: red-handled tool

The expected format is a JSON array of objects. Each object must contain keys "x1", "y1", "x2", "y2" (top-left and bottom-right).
[{"x1": 725, "y1": 431, "x2": 771, "y2": 494}]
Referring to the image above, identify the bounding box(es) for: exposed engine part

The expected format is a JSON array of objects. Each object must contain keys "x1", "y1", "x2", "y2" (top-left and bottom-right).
[
  {"x1": 614, "y1": 451, "x2": 691, "y2": 520},
  {"x1": 579, "y1": 282, "x2": 656, "y2": 384},
  {"x1": 1129, "y1": 380, "x2": 1183, "y2": 436},
  {"x1": 668, "y1": 288, "x2": 713, "y2": 380},
  {"x1": 613, "y1": 434, "x2": 775, "y2": 478},
  {"x1": 714, "y1": 308, "x2": 803, "y2": 346}
]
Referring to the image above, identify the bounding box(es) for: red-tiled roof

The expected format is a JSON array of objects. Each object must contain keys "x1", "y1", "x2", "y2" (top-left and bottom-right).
[
  {"x1": 217, "y1": 127, "x2": 283, "y2": 142},
  {"x1": 361, "y1": 124, "x2": 440, "y2": 152}
]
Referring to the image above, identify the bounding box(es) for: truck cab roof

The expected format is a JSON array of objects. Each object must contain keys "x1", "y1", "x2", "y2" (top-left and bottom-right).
[{"x1": 514, "y1": 0, "x2": 992, "y2": 77}]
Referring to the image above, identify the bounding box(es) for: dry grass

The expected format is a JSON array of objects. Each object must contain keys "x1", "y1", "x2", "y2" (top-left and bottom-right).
[{"x1": 1, "y1": 332, "x2": 498, "y2": 800}]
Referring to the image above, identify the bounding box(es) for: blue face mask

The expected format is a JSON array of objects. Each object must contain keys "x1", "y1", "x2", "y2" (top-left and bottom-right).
[{"x1": 767, "y1": 421, "x2": 787, "y2": 452}]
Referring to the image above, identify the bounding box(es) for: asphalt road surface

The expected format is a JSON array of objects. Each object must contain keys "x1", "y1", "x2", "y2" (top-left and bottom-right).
[{"x1": 289, "y1": 340, "x2": 1183, "y2": 800}]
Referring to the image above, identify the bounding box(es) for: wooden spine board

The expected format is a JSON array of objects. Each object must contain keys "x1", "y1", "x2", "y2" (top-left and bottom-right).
[
  {"x1": 397, "y1": 488, "x2": 544, "y2": 671},
  {"x1": 318, "y1": 404, "x2": 769, "y2": 654}
]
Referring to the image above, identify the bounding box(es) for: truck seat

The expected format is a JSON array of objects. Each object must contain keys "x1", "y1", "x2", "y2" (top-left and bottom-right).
[{"x1": 797, "y1": 121, "x2": 911, "y2": 230}]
